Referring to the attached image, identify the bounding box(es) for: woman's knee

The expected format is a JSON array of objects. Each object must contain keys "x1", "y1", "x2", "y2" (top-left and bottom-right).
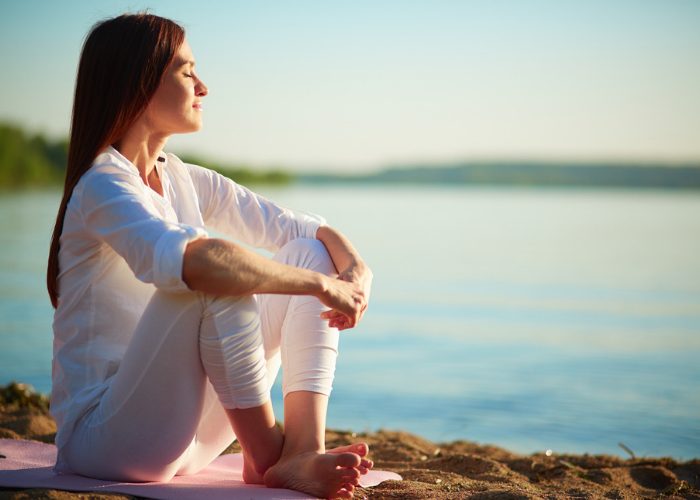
[{"x1": 274, "y1": 238, "x2": 336, "y2": 275}]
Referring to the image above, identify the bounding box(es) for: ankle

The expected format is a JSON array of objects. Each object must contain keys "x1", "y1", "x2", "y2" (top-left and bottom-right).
[
  {"x1": 280, "y1": 441, "x2": 325, "y2": 459},
  {"x1": 246, "y1": 433, "x2": 285, "y2": 474}
]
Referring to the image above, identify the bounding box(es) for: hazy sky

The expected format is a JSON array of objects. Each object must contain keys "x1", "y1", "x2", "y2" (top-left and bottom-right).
[{"x1": 1, "y1": 0, "x2": 699, "y2": 172}]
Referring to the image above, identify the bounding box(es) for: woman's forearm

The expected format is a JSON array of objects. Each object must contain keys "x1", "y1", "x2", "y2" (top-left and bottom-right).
[
  {"x1": 183, "y1": 232, "x2": 370, "y2": 329},
  {"x1": 182, "y1": 237, "x2": 326, "y2": 298},
  {"x1": 316, "y1": 225, "x2": 373, "y2": 328},
  {"x1": 315, "y1": 225, "x2": 369, "y2": 278}
]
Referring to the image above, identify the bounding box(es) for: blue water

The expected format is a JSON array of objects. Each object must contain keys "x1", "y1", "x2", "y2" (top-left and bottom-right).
[{"x1": 1, "y1": 186, "x2": 699, "y2": 459}]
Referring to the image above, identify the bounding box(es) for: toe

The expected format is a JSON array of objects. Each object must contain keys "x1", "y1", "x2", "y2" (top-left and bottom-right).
[
  {"x1": 334, "y1": 452, "x2": 361, "y2": 468},
  {"x1": 329, "y1": 443, "x2": 365, "y2": 454},
  {"x1": 328, "y1": 442, "x2": 369, "y2": 457},
  {"x1": 341, "y1": 468, "x2": 361, "y2": 483}
]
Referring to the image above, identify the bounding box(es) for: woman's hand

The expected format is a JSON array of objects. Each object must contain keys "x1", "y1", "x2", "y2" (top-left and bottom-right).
[
  {"x1": 339, "y1": 262, "x2": 372, "y2": 317},
  {"x1": 315, "y1": 225, "x2": 373, "y2": 330},
  {"x1": 317, "y1": 274, "x2": 368, "y2": 331},
  {"x1": 319, "y1": 264, "x2": 373, "y2": 330}
]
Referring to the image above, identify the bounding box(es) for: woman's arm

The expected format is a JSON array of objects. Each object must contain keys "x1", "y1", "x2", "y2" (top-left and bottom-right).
[
  {"x1": 184, "y1": 161, "x2": 322, "y2": 251},
  {"x1": 182, "y1": 237, "x2": 367, "y2": 327},
  {"x1": 315, "y1": 225, "x2": 373, "y2": 329}
]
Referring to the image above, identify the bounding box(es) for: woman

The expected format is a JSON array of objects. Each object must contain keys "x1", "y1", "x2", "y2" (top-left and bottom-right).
[{"x1": 46, "y1": 13, "x2": 373, "y2": 499}]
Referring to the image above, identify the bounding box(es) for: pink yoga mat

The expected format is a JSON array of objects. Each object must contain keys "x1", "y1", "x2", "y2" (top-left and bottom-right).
[{"x1": 0, "y1": 439, "x2": 401, "y2": 499}]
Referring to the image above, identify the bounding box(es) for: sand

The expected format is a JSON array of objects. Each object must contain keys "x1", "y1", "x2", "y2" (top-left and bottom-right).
[{"x1": 1, "y1": 383, "x2": 698, "y2": 499}]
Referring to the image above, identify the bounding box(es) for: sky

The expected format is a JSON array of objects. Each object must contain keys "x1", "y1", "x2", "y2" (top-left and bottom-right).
[{"x1": 1, "y1": 0, "x2": 700, "y2": 173}]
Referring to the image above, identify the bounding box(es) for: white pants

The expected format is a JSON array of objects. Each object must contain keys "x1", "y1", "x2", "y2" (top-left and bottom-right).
[{"x1": 62, "y1": 238, "x2": 339, "y2": 482}]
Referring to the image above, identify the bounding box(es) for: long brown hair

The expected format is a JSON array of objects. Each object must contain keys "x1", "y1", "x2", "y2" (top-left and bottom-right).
[{"x1": 47, "y1": 13, "x2": 185, "y2": 308}]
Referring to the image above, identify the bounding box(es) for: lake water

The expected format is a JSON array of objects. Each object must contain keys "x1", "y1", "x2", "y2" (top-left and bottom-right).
[{"x1": 1, "y1": 186, "x2": 699, "y2": 460}]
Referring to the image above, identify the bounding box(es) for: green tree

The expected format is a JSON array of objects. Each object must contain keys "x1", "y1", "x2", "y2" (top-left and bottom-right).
[{"x1": 0, "y1": 123, "x2": 66, "y2": 188}]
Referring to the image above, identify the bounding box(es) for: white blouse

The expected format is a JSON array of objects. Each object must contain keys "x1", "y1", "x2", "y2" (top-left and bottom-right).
[{"x1": 51, "y1": 146, "x2": 324, "y2": 453}]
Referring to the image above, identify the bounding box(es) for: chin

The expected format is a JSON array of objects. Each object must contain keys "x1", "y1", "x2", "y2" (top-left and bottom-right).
[{"x1": 179, "y1": 122, "x2": 202, "y2": 134}]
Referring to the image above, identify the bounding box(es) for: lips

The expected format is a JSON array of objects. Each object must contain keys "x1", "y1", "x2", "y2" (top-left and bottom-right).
[{"x1": 193, "y1": 102, "x2": 203, "y2": 110}]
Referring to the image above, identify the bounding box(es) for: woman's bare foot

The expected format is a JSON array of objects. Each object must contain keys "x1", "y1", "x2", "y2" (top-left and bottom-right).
[
  {"x1": 264, "y1": 451, "x2": 361, "y2": 499},
  {"x1": 327, "y1": 443, "x2": 373, "y2": 474},
  {"x1": 246, "y1": 443, "x2": 371, "y2": 486}
]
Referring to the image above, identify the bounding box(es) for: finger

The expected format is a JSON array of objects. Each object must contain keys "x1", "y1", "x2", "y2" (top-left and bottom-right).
[
  {"x1": 329, "y1": 315, "x2": 350, "y2": 330},
  {"x1": 321, "y1": 309, "x2": 344, "y2": 320},
  {"x1": 333, "y1": 318, "x2": 349, "y2": 329},
  {"x1": 326, "y1": 313, "x2": 346, "y2": 324}
]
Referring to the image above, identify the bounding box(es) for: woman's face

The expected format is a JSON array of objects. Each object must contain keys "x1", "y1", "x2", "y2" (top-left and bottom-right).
[{"x1": 143, "y1": 39, "x2": 208, "y2": 135}]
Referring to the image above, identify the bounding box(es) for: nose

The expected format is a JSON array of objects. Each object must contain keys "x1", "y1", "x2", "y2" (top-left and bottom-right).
[{"x1": 196, "y1": 77, "x2": 208, "y2": 97}]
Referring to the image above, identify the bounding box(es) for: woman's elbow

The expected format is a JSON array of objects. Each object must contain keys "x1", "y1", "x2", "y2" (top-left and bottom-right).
[{"x1": 182, "y1": 237, "x2": 211, "y2": 291}]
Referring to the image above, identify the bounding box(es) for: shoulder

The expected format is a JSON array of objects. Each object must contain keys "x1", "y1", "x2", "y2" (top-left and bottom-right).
[
  {"x1": 162, "y1": 152, "x2": 210, "y2": 194},
  {"x1": 165, "y1": 152, "x2": 215, "y2": 179},
  {"x1": 74, "y1": 149, "x2": 143, "y2": 204},
  {"x1": 81, "y1": 147, "x2": 141, "y2": 183},
  {"x1": 166, "y1": 153, "x2": 230, "y2": 191}
]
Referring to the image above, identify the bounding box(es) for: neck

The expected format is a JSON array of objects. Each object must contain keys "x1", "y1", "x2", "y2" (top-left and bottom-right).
[{"x1": 113, "y1": 124, "x2": 169, "y2": 181}]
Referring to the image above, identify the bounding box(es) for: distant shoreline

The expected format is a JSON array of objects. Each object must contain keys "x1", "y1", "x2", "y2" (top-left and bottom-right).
[
  {"x1": 5, "y1": 162, "x2": 700, "y2": 191},
  {"x1": 299, "y1": 161, "x2": 700, "y2": 189},
  {"x1": 3, "y1": 122, "x2": 700, "y2": 190}
]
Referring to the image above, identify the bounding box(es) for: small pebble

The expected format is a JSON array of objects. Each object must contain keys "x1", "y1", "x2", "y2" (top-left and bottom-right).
[{"x1": 436, "y1": 478, "x2": 442, "y2": 484}]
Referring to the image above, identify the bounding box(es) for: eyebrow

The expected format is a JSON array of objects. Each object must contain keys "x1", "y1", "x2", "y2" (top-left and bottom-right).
[{"x1": 176, "y1": 59, "x2": 196, "y2": 68}]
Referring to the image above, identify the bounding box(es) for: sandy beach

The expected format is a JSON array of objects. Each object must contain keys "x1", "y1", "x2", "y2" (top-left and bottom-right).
[{"x1": 1, "y1": 383, "x2": 698, "y2": 499}]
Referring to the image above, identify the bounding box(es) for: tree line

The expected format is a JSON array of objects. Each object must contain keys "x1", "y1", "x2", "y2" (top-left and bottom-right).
[{"x1": 0, "y1": 123, "x2": 67, "y2": 188}]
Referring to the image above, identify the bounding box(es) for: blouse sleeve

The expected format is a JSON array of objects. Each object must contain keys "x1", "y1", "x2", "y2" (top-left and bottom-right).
[
  {"x1": 77, "y1": 165, "x2": 208, "y2": 292},
  {"x1": 184, "y1": 162, "x2": 325, "y2": 252}
]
